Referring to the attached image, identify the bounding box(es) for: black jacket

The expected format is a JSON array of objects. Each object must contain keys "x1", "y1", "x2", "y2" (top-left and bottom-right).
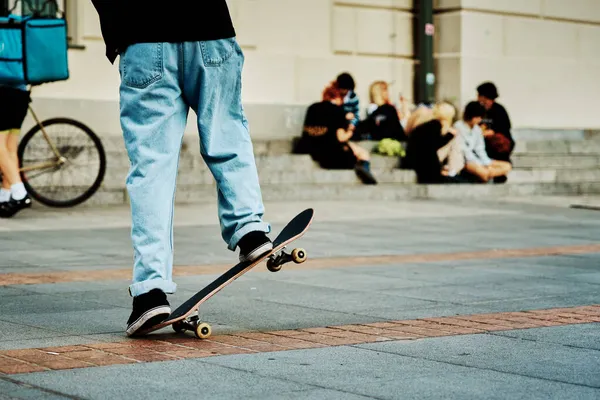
[
  {"x1": 91, "y1": 0, "x2": 236, "y2": 63},
  {"x1": 405, "y1": 120, "x2": 454, "y2": 184}
]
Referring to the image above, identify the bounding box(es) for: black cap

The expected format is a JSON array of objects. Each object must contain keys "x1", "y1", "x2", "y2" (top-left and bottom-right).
[
  {"x1": 336, "y1": 73, "x2": 355, "y2": 90},
  {"x1": 477, "y1": 82, "x2": 499, "y2": 100}
]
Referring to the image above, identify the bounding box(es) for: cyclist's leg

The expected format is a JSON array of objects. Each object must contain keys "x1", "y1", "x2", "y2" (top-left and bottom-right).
[
  {"x1": 0, "y1": 131, "x2": 11, "y2": 202},
  {"x1": 0, "y1": 86, "x2": 28, "y2": 202},
  {"x1": 0, "y1": 131, "x2": 20, "y2": 188}
]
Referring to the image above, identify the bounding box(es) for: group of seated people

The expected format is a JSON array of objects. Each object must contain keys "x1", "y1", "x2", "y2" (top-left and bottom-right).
[{"x1": 295, "y1": 73, "x2": 515, "y2": 186}]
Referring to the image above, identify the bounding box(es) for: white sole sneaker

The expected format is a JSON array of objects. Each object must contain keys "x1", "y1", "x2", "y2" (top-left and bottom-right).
[
  {"x1": 239, "y1": 242, "x2": 274, "y2": 263},
  {"x1": 126, "y1": 305, "x2": 171, "y2": 337}
]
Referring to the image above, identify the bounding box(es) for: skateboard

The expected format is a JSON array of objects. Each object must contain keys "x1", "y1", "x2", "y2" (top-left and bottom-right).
[{"x1": 136, "y1": 208, "x2": 314, "y2": 338}]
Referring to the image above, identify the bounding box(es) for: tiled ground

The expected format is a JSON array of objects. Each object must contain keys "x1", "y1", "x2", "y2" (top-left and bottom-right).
[
  {"x1": 0, "y1": 305, "x2": 598, "y2": 375},
  {"x1": 1, "y1": 199, "x2": 599, "y2": 399}
]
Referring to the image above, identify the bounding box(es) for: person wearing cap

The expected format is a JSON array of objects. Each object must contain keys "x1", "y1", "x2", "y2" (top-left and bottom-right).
[
  {"x1": 336, "y1": 72, "x2": 360, "y2": 129},
  {"x1": 476, "y1": 82, "x2": 515, "y2": 183}
]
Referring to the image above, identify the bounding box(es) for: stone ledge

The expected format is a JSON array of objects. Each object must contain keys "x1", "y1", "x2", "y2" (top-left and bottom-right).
[{"x1": 71, "y1": 181, "x2": 600, "y2": 208}]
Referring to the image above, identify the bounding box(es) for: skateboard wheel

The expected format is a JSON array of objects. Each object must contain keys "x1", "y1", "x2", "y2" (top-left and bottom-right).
[
  {"x1": 173, "y1": 321, "x2": 184, "y2": 333},
  {"x1": 266, "y1": 258, "x2": 282, "y2": 272},
  {"x1": 195, "y1": 323, "x2": 212, "y2": 339},
  {"x1": 291, "y1": 248, "x2": 307, "y2": 263}
]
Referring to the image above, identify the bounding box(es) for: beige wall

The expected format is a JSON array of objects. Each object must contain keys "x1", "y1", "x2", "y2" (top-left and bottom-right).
[
  {"x1": 435, "y1": 0, "x2": 600, "y2": 129},
  {"x1": 25, "y1": 0, "x2": 600, "y2": 134},
  {"x1": 31, "y1": 0, "x2": 416, "y2": 124}
]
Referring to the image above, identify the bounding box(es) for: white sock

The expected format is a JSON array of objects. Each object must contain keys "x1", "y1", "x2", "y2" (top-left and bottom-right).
[
  {"x1": 11, "y1": 183, "x2": 27, "y2": 200},
  {"x1": 0, "y1": 188, "x2": 10, "y2": 202}
]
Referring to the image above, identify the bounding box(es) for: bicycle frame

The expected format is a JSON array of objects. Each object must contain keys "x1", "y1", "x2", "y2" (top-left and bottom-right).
[{"x1": 18, "y1": 105, "x2": 64, "y2": 173}]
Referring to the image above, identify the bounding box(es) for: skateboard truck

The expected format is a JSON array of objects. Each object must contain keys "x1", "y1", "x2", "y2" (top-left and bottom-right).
[
  {"x1": 172, "y1": 311, "x2": 212, "y2": 339},
  {"x1": 266, "y1": 247, "x2": 307, "y2": 272}
]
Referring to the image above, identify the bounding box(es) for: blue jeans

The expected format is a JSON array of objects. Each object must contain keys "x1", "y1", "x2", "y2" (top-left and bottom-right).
[{"x1": 118, "y1": 39, "x2": 270, "y2": 297}]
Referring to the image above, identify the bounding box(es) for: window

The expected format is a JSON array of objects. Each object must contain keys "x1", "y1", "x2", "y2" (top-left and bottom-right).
[{"x1": 21, "y1": 0, "x2": 58, "y2": 17}]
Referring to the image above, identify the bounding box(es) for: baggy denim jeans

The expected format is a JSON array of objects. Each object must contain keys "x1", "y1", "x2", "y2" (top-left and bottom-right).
[{"x1": 118, "y1": 38, "x2": 270, "y2": 297}]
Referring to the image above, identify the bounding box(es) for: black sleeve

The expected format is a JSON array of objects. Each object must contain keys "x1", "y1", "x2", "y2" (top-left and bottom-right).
[
  {"x1": 336, "y1": 106, "x2": 350, "y2": 131},
  {"x1": 437, "y1": 133, "x2": 454, "y2": 149},
  {"x1": 418, "y1": 121, "x2": 450, "y2": 148},
  {"x1": 493, "y1": 104, "x2": 513, "y2": 141}
]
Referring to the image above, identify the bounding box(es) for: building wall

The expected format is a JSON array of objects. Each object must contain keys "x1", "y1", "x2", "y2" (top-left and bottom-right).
[
  {"x1": 27, "y1": 0, "x2": 415, "y2": 138},
  {"x1": 20, "y1": 0, "x2": 600, "y2": 138},
  {"x1": 434, "y1": 0, "x2": 600, "y2": 129}
]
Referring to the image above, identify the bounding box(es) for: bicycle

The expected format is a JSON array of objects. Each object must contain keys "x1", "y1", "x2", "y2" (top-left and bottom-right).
[{"x1": 0, "y1": 103, "x2": 107, "y2": 208}]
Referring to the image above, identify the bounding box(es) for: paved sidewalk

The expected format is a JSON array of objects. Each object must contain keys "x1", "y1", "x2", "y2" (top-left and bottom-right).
[{"x1": 1, "y1": 199, "x2": 599, "y2": 399}]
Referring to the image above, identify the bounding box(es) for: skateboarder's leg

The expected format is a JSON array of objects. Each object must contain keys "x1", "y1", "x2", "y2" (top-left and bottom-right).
[
  {"x1": 182, "y1": 39, "x2": 271, "y2": 260},
  {"x1": 119, "y1": 43, "x2": 187, "y2": 334}
]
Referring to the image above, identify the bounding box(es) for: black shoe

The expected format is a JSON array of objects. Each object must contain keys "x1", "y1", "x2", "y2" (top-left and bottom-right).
[
  {"x1": 355, "y1": 161, "x2": 377, "y2": 185},
  {"x1": 493, "y1": 175, "x2": 508, "y2": 184},
  {"x1": 126, "y1": 289, "x2": 171, "y2": 337},
  {"x1": 0, "y1": 194, "x2": 32, "y2": 218},
  {"x1": 238, "y1": 231, "x2": 273, "y2": 262}
]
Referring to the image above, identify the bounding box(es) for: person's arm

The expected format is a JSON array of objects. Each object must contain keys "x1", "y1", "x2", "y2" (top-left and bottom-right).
[
  {"x1": 335, "y1": 105, "x2": 352, "y2": 142},
  {"x1": 474, "y1": 128, "x2": 492, "y2": 166},
  {"x1": 337, "y1": 128, "x2": 353, "y2": 142},
  {"x1": 348, "y1": 93, "x2": 360, "y2": 127},
  {"x1": 456, "y1": 124, "x2": 479, "y2": 165},
  {"x1": 493, "y1": 105, "x2": 512, "y2": 138},
  {"x1": 366, "y1": 103, "x2": 378, "y2": 117}
]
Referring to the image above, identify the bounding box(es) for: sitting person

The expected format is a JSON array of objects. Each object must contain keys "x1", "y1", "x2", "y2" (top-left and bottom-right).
[
  {"x1": 336, "y1": 72, "x2": 360, "y2": 131},
  {"x1": 299, "y1": 83, "x2": 377, "y2": 185},
  {"x1": 404, "y1": 102, "x2": 464, "y2": 184},
  {"x1": 454, "y1": 101, "x2": 512, "y2": 183},
  {"x1": 477, "y1": 81, "x2": 515, "y2": 183},
  {"x1": 355, "y1": 80, "x2": 407, "y2": 142}
]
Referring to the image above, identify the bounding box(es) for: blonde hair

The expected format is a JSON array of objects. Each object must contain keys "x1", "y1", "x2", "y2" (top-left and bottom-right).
[
  {"x1": 405, "y1": 106, "x2": 434, "y2": 134},
  {"x1": 432, "y1": 102, "x2": 456, "y2": 131},
  {"x1": 369, "y1": 81, "x2": 389, "y2": 106}
]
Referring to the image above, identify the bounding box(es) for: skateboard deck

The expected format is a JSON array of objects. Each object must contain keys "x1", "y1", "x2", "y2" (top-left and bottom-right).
[{"x1": 136, "y1": 208, "x2": 314, "y2": 338}]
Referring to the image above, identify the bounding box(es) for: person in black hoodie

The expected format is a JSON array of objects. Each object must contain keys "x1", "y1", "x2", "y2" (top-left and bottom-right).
[
  {"x1": 477, "y1": 82, "x2": 515, "y2": 183},
  {"x1": 91, "y1": 0, "x2": 273, "y2": 336},
  {"x1": 404, "y1": 102, "x2": 463, "y2": 184},
  {"x1": 300, "y1": 83, "x2": 377, "y2": 184}
]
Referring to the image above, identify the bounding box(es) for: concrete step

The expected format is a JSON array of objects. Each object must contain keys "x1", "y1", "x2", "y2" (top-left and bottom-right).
[
  {"x1": 514, "y1": 140, "x2": 600, "y2": 155},
  {"x1": 76, "y1": 181, "x2": 600, "y2": 207},
  {"x1": 102, "y1": 162, "x2": 600, "y2": 189},
  {"x1": 100, "y1": 135, "x2": 600, "y2": 157},
  {"x1": 101, "y1": 167, "x2": 417, "y2": 189},
  {"x1": 511, "y1": 155, "x2": 600, "y2": 169}
]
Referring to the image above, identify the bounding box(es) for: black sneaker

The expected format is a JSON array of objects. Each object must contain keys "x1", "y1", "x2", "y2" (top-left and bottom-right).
[
  {"x1": 493, "y1": 175, "x2": 508, "y2": 184},
  {"x1": 238, "y1": 231, "x2": 273, "y2": 262},
  {"x1": 0, "y1": 194, "x2": 32, "y2": 218},
  {"x1": 126, "y1": 289, "x2": 171, "y2": 337},
  {"x1": 355, "y1": 161, "x2": 377, "y2": 185}
]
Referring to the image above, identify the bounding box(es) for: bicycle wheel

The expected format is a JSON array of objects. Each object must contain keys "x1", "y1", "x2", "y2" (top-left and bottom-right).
[{"x1": 18, "y1": 118, "x2": 106, "y2": 208}]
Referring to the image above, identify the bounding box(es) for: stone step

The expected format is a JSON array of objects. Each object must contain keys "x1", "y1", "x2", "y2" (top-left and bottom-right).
[
  {"x1": 102, "y1": 162, "x2": 600, "y2": 189},
  {"x1": 100, "y1": 135, "x2": 600, "y2": 157},
  {"x1": 77, "y1": 181, "x2": 600, "y2": 207},
  {"x1": 514, "y1": 140, "x2": 600, "y2": 155},
  {"x1": 101, "y1": 167, "x2": 417, "y2": 189},
  {"x1": 511, "y1": 155, "x2": 600, "y2": 169}
]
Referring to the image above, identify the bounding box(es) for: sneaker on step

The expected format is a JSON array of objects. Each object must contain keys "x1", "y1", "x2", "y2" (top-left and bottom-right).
[
  {"x1": 238, "y1": 231, "x2": 273, "y2": 262},
  {"x1": 126, "y1": 289, "x2": 171, "y2": 337},
  {"x1": 355, "y1": 164, "x2": 378, "y2": 185},
  {"x1": 0, "y1": 194, "x2": 32, "y2": 218}
]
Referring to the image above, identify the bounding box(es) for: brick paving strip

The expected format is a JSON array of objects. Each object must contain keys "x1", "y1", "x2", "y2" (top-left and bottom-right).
[
  {"x1": 0, "y1": 305, "x2": 598, "y2": 375},
  {"x1": 1, "y1": 243, "x2": 600, "y2": 286}
]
